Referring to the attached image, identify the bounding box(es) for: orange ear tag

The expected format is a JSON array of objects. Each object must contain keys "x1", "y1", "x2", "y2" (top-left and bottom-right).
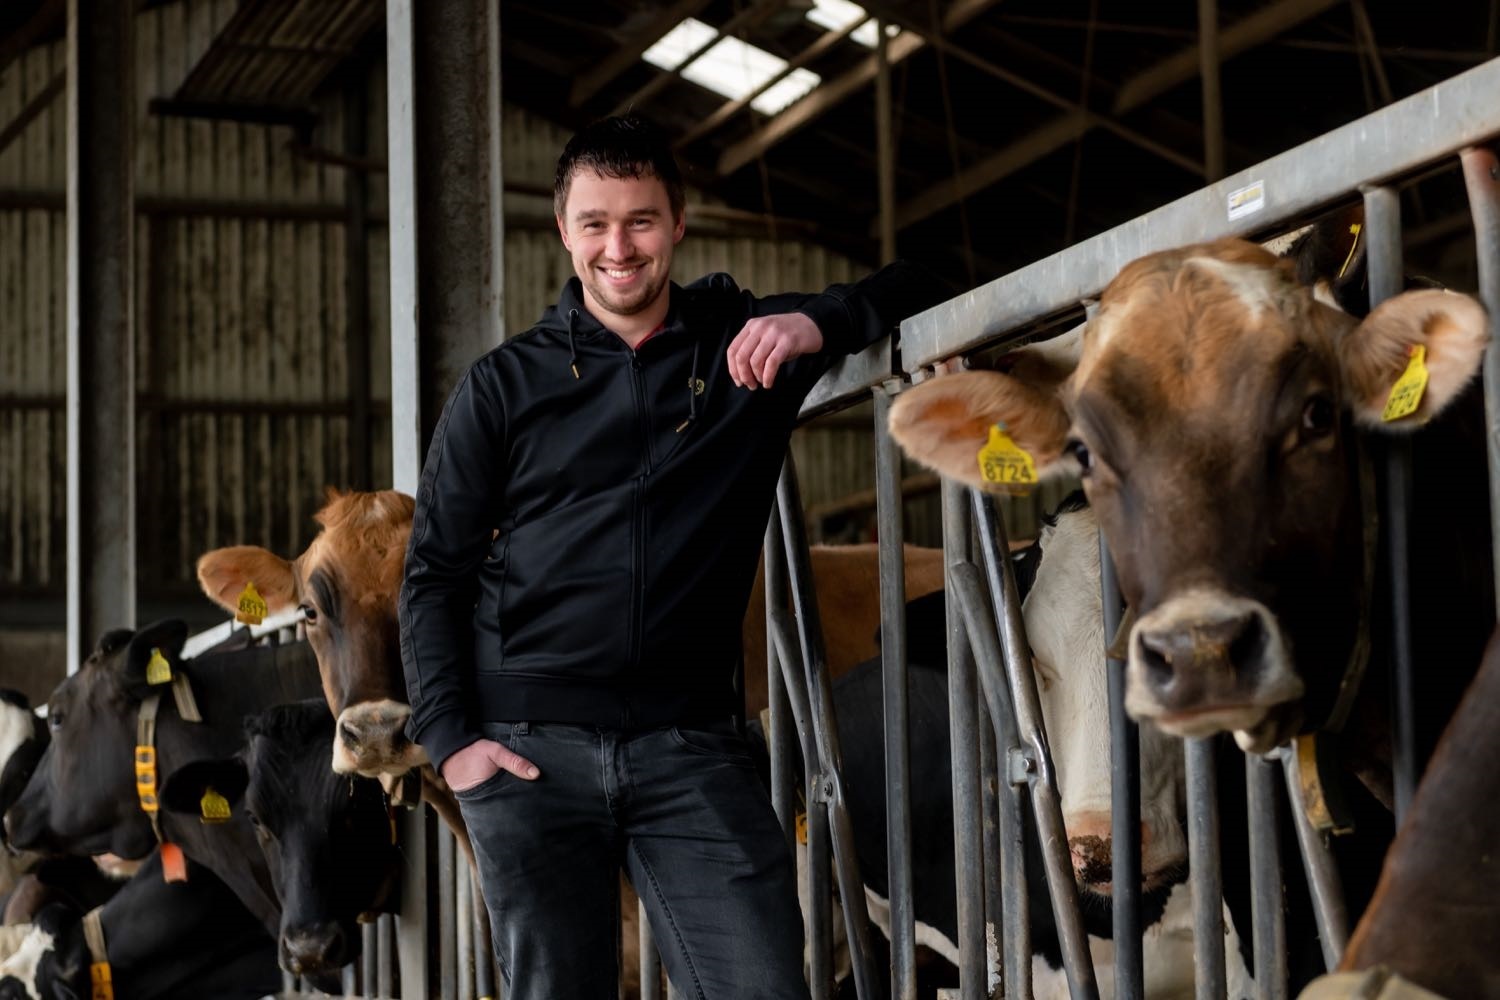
[
  {"x1": 89, "y1": 961, "x2": 113, "y2": 1000},
  {"x1": 977, "y1": 424, "x2": 1038, "y2": 486},
  {"x1": 160, "y1": 842, "x2": 188, "y2": 883},
  {"x1": 235, "y1": 582, "x2": 267, "y2": 625},
  {"x1": 795, "y1": 812, "x2": 808, "y2": 846},
  {"x1": 1381, "y1": 344, "x2": 1429, "y2": 423}
]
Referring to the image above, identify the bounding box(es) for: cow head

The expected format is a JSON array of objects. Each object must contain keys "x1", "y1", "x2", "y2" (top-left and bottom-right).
[
  {"x1": 160, "y1": 700, "x2": 400, "y2": 979},
  {"x1": 4, "y1": 623, "x2": 186, "y2": 859},
  {"x1": 0, "y1": 903, "x2": 82, "y2": 1000},
  {"x1": 892, "y1": 238, "x2": 1488, "y2": 752},
  {"x1": 197, "y1": 490, "x2": 422, "y2": 778},
  {"x1": 1023, "y1": 499, "x2": 1186, "y2": 898}
]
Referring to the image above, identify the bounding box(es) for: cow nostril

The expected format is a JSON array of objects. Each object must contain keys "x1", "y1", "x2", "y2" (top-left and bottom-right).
[
  {"x1": 1226, "y1": 611, "x2": 1267, "y2": 678},
  {"x1": 1137, "y1": 629, "x2": 1178, "y2": 691},
  {"x1": 340, "y1": 721, "x2": 361, "y2": 747}
]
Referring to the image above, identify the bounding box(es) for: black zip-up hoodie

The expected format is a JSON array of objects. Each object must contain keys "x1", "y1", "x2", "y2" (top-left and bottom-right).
[{"x1": 399, "y1": 262, "x2": 947, "y2": 770}]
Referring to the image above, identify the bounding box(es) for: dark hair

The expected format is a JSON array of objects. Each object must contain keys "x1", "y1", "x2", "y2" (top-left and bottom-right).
[{"x1": 553, "y1": 114, "x2": 685, "y2": 221}]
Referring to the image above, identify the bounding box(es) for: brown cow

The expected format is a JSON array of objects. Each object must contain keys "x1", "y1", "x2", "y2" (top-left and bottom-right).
[{"x1": 889, "y1": 237, "x2": 1489, "y2": 755}]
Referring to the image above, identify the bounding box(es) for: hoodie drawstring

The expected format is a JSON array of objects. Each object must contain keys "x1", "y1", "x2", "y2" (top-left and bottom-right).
[
  {"x1": 567, "y1": 308, "x2": 581, "y2": 379},
  {"x1": 675, "y1": 337, "x2": 701, "y2": 434}
]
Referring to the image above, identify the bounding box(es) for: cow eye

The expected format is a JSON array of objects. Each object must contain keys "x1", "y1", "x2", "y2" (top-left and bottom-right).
[
  {"x1": 299, "y1": 603, "x2": 319, "y2": 625},
  {"x1": 1065, "y1": 439, "x2": 1093, "y2": 475},
  {"x1": 1301, "y1": 395, "x2": 1336, "y2": 439},
  {"x1": 48, "y1": 711, "x2": 63, "y2": 731}
]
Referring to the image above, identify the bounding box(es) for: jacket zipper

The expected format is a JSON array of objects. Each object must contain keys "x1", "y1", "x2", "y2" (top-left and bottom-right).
[{"x1": 629, "y1": 351, "x2": 651, "y2": 669}]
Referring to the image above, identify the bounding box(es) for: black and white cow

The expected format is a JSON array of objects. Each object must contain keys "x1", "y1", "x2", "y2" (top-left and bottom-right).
[
  {"x1": 3, "y1": 622, "x2": 324, "y2": 961},
  {"x1": 159, "y1": 700, "x2": 403, "y2": 978},
  {"x1": 0, "y1": 851, "x2": 280, "y2": 1000}
]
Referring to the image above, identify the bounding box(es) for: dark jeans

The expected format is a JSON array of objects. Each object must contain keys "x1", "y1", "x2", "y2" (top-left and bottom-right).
[{"x1": 456, "y1": 721, "x2": 811, "y2": 1000}]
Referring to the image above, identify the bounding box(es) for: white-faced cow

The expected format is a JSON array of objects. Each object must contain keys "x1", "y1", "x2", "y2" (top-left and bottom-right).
[
  {"x1": 159, "y1": 700, "x2": 403, "y2": 979},
  {"x1": 786, "y1": 500, "x2": 1252, "y2": 997},
  {"x1": 889, "y1": 238, "x2": 1491, "y2": 769}
]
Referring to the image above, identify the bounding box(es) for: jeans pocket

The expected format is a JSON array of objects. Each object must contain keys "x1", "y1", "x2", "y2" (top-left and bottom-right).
[
  {"x1": 669, "y1": 724, "x2": 755, "y2": 767},
  {"x1": 453, "y1": 764, "x2": 511, "y2": 801}
]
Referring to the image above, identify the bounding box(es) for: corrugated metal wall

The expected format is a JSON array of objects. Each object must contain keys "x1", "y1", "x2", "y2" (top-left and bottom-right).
[{"x1": 0, "y1": 3, "x2": 920, "y2": 619}]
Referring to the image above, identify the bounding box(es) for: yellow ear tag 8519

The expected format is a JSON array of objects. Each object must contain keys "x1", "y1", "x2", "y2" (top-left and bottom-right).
[
  {"x1": 235, "y1": 582, "x2": 267, "y2": 625},
  {"x1": 200, "y1": 788, "x2": 231, "y2": 824},
  {"x1": 1381, "y1": 344, "x2": 1429, "y2": 423},
  {"x1": 90, "y1": 961, "x2": 113, "y2": 1000},
  {"x1": 977, "y1": 424, "x2": 1038, "y2": 486},
  {"x1": 145, "y1": 647, "x2": 172, "y2": 686}
]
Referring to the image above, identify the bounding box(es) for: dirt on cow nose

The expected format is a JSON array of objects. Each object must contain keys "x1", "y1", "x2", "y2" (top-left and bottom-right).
[{"x1": 1070, "y1": 834, "x2": 1112, "y2": 883}]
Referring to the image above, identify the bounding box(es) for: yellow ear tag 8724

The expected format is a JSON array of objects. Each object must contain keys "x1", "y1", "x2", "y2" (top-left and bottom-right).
[
  {"x1": 90, "y1": 961, "x2": 113, "y2": 1000},
  {"x1": 1381, "y1": 344, "x2": 1429, "y2": 423},
  {"x1": 200, "y1": 788, "x2": 232, "y2": 824},
  {"x1": 977, "y1": 424, "x2": 1038, "y2": 486},
  {"x1": 236, "y1": 582, "x2": 267, "y2": 625},
  {"x1": 145, "y1": 647, "x2": 172, "y2": 686}
]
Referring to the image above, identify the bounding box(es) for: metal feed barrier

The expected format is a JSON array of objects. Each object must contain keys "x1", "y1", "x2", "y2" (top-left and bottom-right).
[{"x1": 369, "y1": 57, "x2": 1500, "y2": 1000}]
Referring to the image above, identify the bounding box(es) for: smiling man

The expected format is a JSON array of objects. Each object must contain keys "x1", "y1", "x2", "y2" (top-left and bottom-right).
[{"x1": 399, "y1": 114, "x2": 945, "y2": 999}]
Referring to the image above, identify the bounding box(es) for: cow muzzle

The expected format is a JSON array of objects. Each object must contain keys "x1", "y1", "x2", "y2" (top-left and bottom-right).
[
  {"x1": 281, "y1": 922, "x2": 349, "y2": 977},
  {"x1": 333, "y1": 701, "x2": 427, "y2": 778},
  {"x1": 1065, "y1": 811, "x2": 1182, "y2": 893},
  {"x1": 1126, "y1": 588, "x2": 1303, "y2": 750}
]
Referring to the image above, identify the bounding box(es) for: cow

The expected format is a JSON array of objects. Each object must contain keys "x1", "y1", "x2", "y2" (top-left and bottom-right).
[
  {"x1": 158, "y1": 699, "x2": 403, "y2": 979},
  {"x1": 887, "y1": 236, "x2": 1492, "y2": 779},
  {"x1": 770, "y1": 499, "x2": 1253, "y2": 997},
  {"x1": 0, "y1": 693, "x2": 46, "y2": 902},
  {"x1": 0, "y1": 851, "x2": 281, "y2": 1000},
  {"x1": 2, "y1": 620, "x2": 328, "y2": 986}
]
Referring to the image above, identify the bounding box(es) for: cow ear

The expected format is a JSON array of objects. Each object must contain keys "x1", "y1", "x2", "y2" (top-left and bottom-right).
[
  {"x1": 1290, "y1": 204, "x2": 1368, "y2": 314},
  {"x1": 121, "y1": 619, "x2": 189, "y2": 698},
  {"x1": 1340, "y1": 289, "x2": 1488, "y2": 430},
  {"x1": 159, "y1": 757, "x2": 248, "y2": 816},
  {"x1": 196, "y1": 545, "x2": 298, "y2": 615},
  {"x1": 888, "y1": 370, "x2": 1073, "y2": 492}
]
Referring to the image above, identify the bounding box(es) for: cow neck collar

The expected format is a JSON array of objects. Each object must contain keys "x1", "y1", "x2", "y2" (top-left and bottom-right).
[
  {"x1": 132, "y1": 672, "x2": 204, "y2": 849},
  {"x1": 82, "y1": 905, "x2": 111, "y2": 999}
]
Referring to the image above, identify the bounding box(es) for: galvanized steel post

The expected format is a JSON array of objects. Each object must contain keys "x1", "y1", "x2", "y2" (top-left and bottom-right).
[
  {"x1": 1185, "y1": 738, "x2": 1226, "y2": 999},
  {"x1": 1461, "y1": 145, "x2": 1500, "y2": 618},
  {"x1": 65, "y1": 0, "x2": 136, "y2": 673},
  {"x1": 1101, "y1": 543, "x2": 1143, "y2": 1000},
  {"x1": 873, "y1": 380, "x2": 919, "y2": 1000},
  {"x1": 1279, "y1": 750, "x2": 1349, "y2": 969},
  {"x1": 1246, "y1": 755, "x2": 1287, "y2": 999}
]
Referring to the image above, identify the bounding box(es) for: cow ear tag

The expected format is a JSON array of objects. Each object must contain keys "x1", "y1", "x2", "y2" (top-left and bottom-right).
[
  {"x1": 795, "y1": 812, "x2": 808, "y2": 846},
  {"x1": 1381, "y1": 344, "x2": 1428, "y2": 423},
  {"x1": 200, "y1": 787, "x2": 232, "y2": 824},
  {"x1": 159, "y1": 842, "x2": 188, "y2": 883},
  {"x1": 977, "y1": 423, "x2": 1038, "y2": 486},
  {"x1": 145, "y1": 647, "x2": 172, "y2": 686},
  {"x1": 235, "y1": 581, "x2": 267, "y2": 625}
]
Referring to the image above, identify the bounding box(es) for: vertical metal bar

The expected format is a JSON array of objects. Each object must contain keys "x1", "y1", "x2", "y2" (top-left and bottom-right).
[
  {"x1": 344, "y1": 74, "x2": 373, "y2": 490},
  {"x1": 1101, "y1": 543, "x2": 1144, "y2": 1000},
  {"x1": 777, "y1": 461, "x2": 881, "y2": 1000},
  {"x1": 978, "y1": 684, "x2": 1005, "y2": 997},
  {"x1": 1246, "y1": 755, "x2": 1287, "y2": 1000},
  {"x1": 1185, "y1": 738, "x2": 1226, "y2": 1000},
  {"x1": 766, "y1": 511, "x2": 799, "y2": 852},
  {"x1": 970, "y1": 495, "x2": 1097, "y2": 999},
  {"x1": 764, "y1": 513, "x2": 832, "y2": 1000},
  {"x1": 397, "y1": 807, "x2": 429, "y2": 999},
  {"x1": 377, "y1": 912, "x2": 395, "y2": 998},
  {"x1": 439, "y1": 824, "x2": 458, "y2": 999},
  {"x1": 873, "y1": 382, "x2": 918, "y2": 1000},
  {"x1": 1460, "y1": 145, "x2": 1500, "y2": 619},
  {"x1": 1278, "y1": 750, "x2": 1349, "y2": 969},
  {"x1": 65, "y1": 0, "x2": 135, "y2": 673},
  {"x1": 363, "y1": 922, "x2": 377, "y2": 996},
  {"x1": 283, "y1": 971, "x2": 296, "y2": 995},
  {"x1": 876, "y1": 21, "x2": 896, "y2": 263},
  {"x1": 345, "y1": 962, "x2": 358, "y2": 997},
  {"x1": 1363, "y1": 184, "x2": 1419, "y2": 822},
  {"x1": 1198, "y1": 0, "x2": 1224, "y2": 181},
  {"x1": 458, "y1": 848, "x2": 475, "y2": 1000},
  {"x1": 639, "y1": 908, "x2": 662, "y2": 1000},
  {"x1": 941, "y1": 480, "x2": 987, "y2": 1000}
]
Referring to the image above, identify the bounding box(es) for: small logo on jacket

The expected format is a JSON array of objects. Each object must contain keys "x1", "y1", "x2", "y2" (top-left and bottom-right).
[{"x1": 689, "y1": 378, "x2": 705, "y2": 396}]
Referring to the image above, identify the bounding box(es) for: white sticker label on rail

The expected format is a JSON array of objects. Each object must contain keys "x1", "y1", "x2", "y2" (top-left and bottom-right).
[{"x1": 1227, "y1": 180, "x2": 1266, "y2": 221}]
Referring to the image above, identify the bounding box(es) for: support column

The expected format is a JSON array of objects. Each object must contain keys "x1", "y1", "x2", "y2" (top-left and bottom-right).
[
  {"x1": 66, "y1": 0, "x2": 135, "y2": 671},
  {"x1": 1198, "y1": 0, "x2": 1224, "y2": 181}
]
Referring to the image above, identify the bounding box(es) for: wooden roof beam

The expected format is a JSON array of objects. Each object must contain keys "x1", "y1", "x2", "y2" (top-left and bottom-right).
[
  {"x1": 569, "y1": 0, "x2": 713, "y2": 108},
  {"x1": 715, "y1": 0, "x2": 1001, "y2": 177}
]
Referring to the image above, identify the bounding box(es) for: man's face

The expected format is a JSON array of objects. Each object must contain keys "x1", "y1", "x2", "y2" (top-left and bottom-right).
[{"x1": 557, "y1": 169, "x2": 684, "y2": 323}]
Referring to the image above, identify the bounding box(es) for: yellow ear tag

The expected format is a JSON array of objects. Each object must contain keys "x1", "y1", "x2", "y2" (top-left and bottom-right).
[
  {"x1": 235, "y1": 581, "x2": 267, "y2": 625},
  {"x1": 200, "y1": 787, "x2": 232, "y2": 824},
  {"x1": 145, "y1": 647, "x2": 172, "y2": 686},
  {"x1": 1381, "y1": 344, "x2": 1429, "y2": 423},
  {"x1": 795, "y1": 811, "x2": 808, "y2": 846},
  {"x1": 90, "y1": 961, "x2": 113, "y2": 1000},
  {"x1": 977, "y1": 424, "x2": 1038, "y2": 486}
]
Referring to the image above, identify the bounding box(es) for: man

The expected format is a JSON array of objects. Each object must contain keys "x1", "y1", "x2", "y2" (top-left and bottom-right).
[{"x1": 399, "y1": 114, "x2": 945, "y2": 999}]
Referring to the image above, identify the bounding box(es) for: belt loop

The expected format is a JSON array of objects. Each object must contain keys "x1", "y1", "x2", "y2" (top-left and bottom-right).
[{"x1": 513, "y1": 721, "x2": 529, "y2": 737}]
